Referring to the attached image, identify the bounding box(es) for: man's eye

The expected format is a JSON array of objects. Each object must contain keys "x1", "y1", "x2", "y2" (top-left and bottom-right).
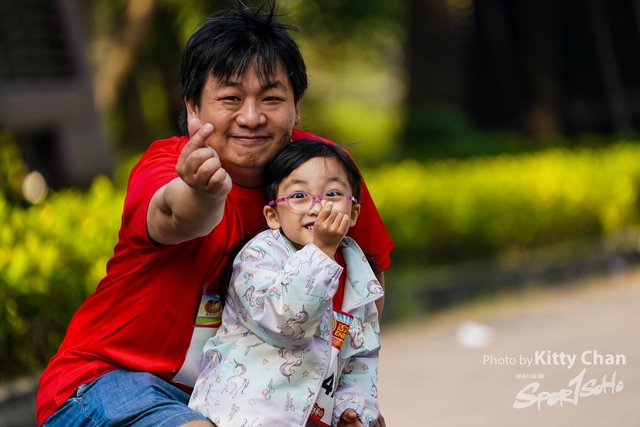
[
  {"x1": 217, "y1": 95, "x2": 240, "y2": 102},
  {"x1": 289, "y1": 192, "x2": 308, "y2": 199}
]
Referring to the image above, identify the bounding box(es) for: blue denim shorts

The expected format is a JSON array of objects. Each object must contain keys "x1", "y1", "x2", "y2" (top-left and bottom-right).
[{"x1": 42, "y1": 370, "x2": 211, "y2": 427}]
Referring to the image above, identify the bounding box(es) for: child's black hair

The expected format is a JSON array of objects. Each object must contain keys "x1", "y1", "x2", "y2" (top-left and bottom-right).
[{"x1": 263, "y1": 139, "x2": 363, "y2": 203}]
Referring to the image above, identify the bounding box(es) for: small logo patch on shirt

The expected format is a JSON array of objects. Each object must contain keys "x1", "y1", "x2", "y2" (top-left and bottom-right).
[{"x1": 196, "y1": 294, "x2": 223, "y2": 327}]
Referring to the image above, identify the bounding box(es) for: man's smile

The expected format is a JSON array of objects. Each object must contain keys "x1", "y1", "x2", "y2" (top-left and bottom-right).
[{"x1": 230, "y1": 134, "x2": 271, "y2": 144}]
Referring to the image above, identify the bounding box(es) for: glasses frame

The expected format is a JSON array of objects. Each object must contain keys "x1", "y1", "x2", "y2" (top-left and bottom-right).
[{"x1": 268, "y1": 190, "x2": 358, "y2": 212}]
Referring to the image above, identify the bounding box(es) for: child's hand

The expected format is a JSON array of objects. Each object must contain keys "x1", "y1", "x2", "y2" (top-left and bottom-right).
[
  {"x1": 337, "y1": 409, "x2": 364, "y2": 427},
  {"x1": 312, "y1": 200, "x2": 351, "y2": 258}
]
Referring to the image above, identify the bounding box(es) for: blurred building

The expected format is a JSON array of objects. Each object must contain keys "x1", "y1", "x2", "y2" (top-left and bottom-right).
[
  {"x1": 406, "y1": 0, "x2": 640, "y2": 138},
  {"x1": 0, "y1": 0, "x2": 112, "y2": 189},
  {"x1": 468, "y1": 0, "x2": 640, "y2": 135}
]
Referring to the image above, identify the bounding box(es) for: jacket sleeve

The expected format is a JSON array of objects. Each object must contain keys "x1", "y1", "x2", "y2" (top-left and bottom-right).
[
  {"x1": 331, "y1": 300, "x2": 381, "y2": 427},
  {"x1": 230, "y1": 234, "x2": 342, "y2": 348}
]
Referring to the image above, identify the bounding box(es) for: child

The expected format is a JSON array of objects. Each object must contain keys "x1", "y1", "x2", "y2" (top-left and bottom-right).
[{"x1": 189, "y1": 139, "x2": 383, "y2": 427}]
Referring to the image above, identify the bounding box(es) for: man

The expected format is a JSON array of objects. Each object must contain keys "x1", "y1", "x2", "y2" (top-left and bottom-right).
[{"x1": 37, "y1": 3, "x2": 393, "y2": 427}]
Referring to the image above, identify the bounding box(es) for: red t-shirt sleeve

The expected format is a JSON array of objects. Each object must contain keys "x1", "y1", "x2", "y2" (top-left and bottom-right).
[
  {"x1": 122, "y1": 136, "x2": 186, "y2": 255},
  {"x1": 291, "y1": 129, "x2": 394, "y2": 272}
]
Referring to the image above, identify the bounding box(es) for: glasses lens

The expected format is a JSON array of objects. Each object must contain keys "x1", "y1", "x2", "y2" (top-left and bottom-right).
[
  {"x1": 287, "y1": 192, "x2": 312, "y2": 211},
  {"x1": 323, "y1": 190, "x2": 347, "y2": 209}
]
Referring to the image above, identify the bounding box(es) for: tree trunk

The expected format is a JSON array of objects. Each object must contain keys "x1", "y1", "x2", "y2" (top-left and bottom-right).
[
  {"x1": 92, "y1": 0, "x2": 157, "y2": 114},
  {"x1": 404, "y1": 0, "x2": 460, "y2": 147}
]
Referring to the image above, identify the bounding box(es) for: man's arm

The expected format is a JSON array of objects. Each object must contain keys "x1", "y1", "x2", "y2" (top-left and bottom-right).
[{"x1": 147, "y1": 122, "x2": 232, "y2": 245}]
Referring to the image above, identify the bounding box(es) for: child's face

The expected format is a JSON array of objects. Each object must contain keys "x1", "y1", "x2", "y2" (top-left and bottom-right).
[{"x1": 264, "y1": 156, "x2": 361, "y2": 250}]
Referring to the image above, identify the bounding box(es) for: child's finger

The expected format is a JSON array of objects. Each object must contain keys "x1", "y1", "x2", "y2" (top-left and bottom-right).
[
  {"x1": 337, "y1": 213, "x2": 351, "y2": 234},
  {"x1": 339, "y1": 409, "x2": 360, "y2": 425},
  {"x1": 315, "y1": 201, "x2": 333, "y2": 221}
]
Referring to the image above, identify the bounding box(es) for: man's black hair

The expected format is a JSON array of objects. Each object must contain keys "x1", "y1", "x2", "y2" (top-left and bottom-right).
[
  {"x1": 263, "y1": 139, "x2": 363, "y2": 204},
  {"x1": 179, "y1": 1, "x2": 308, "y2": 134}
]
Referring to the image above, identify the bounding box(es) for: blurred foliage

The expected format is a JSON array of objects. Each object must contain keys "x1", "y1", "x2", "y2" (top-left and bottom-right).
[
  {"x1": 364, "y1": 142, "x2": 640, "y2": 267},
  {"x1": 0, "y1": 176, "x2": 124, "y2": 381},
  {"x1": 0, "y1": 136, "x2": 126, "y2": 381},
  {"x1": 275, "y1": 0, "x2": 406, "y2": 166},
  {"x1": 400, "y1": 106, "x2": 640, "y2": 160},
  {"x1": 0, "y1": 130, "x2": 30, "y2": 206}
]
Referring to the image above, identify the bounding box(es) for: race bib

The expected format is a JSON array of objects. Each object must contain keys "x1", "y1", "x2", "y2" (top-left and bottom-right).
[{"x1": 309, "y1": 310, "x2": 353, "y2": 427}]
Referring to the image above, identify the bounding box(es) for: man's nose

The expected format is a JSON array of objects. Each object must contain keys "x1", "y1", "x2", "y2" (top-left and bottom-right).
[{"x1": 236, "y1": 100, "x2": 266, "y2": 128}]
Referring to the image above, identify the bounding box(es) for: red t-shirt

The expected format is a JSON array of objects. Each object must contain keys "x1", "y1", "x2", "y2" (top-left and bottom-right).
[
  {"x1": 36, "y1": 130, "x2": 394, "y2": 426},
  {"x1": 334, "y1": 249, "x2": 346, "y2": 310}
]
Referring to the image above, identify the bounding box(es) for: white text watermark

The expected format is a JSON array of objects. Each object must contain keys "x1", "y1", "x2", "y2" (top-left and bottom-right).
[{"x1": 483, "y1": 350, "x2": 626, "y2": 369}]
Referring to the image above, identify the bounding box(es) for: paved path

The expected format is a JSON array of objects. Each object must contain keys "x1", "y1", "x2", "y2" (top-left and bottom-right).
[{"x1": 378, "y1": 267, "x2": 640, "y2": 426}]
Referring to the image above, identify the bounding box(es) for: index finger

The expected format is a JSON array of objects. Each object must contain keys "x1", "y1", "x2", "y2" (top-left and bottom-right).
[
  {"x1": 315, "y1": 200, "x2": 334, "y2": 221},
  {"x1": 187, "y1": 117, "x2": 203, "y2": 138},
  {"x1": 182, "y1": 122, "x2": 214, "y2": 158}
]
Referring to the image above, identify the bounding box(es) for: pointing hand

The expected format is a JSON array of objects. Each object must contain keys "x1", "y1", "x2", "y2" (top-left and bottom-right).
[{"x1": 176, "y1": 118, "x2": 232, "y2": 200}]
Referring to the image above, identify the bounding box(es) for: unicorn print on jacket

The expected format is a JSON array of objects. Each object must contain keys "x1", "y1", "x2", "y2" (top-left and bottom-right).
[{"x1": 222, "y1": 361, "x2": 250, "y2": 398}]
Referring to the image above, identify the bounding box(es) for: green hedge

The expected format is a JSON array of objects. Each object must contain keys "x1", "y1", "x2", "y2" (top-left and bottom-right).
[
  {"x1": 363, "y1": 142, "x2": 640, "y2": 265},
  {"x1": 0, "y1": 177, "x2": 124, "y2": 381},
  {"x1": 3, "y1": 142, "x2": 640, "y2": 380}
]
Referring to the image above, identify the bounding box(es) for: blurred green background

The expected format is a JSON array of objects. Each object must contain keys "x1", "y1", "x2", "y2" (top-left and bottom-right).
[{"x1": 2, "y1": 0, "x2": 640, "y2": 383}]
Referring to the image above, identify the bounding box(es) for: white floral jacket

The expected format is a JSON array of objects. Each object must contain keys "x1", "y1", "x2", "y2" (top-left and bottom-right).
[{"x1": 189, "y1": 229, "x2": 383, "y2": 427}]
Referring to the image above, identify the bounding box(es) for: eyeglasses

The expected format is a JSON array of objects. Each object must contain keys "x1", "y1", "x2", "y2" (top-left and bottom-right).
[{"x1": 268, "y1": 190, "x2": 357, "y2": 212}]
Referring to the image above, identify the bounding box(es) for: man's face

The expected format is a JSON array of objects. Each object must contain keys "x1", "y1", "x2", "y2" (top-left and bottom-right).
[{"x1": 185, "y1": 61, "x2": 300, "y2": 187}]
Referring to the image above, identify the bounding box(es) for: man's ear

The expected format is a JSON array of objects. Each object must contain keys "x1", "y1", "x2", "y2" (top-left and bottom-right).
[
  {"x1": 185, "y1": 96, "x2": 198, "y2": 117},
  {"x1": 264, "y1": 206, "x2": 281, "y2": 230},
  {"x1": 185, "y1": 97, "x2": 203, "y2": 137},
  {"x1": 349, "y1": 203, "x2": 361, "y2": 227},
  {"x1": 294, "y1": 102, "x2": 301, "y2": 125}
]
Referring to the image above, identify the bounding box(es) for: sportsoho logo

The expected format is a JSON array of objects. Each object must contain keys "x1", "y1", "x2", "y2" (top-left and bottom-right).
[{"x1": 483, "y1": 350, "x2": 626, "y2": 410}]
